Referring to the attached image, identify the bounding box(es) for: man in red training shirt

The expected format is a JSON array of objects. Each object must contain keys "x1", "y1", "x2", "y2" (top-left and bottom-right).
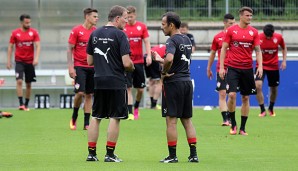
[
  {"x1": 256, "y1": 24, "x2": 287, "y2": 117},
  {"x1": 7, "y1": 14, "x2": 41, "y2": 111}
]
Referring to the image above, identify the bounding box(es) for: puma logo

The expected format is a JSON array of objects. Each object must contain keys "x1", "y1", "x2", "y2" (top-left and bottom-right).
[
  {"x1": 181, "y1": 54, "x2": 190, "y2": 65},
  {"x1": 94, "y1": 47, "x2": 110, "y2": 63}
]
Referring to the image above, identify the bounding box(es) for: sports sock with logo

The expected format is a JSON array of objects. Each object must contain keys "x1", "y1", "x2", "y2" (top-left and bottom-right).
[
  {"x1": 168, "y1": 141, "x2": 177, "y2": 158},
  {"x1": 88, "y1": 142, "x2": 97, "y2": 155},
  {"x1": 106, "y1": 141, "x2": 116, "y2": 156},
  {"x1": 188, "y1": 138, "x2": 197, "y2": 157}
]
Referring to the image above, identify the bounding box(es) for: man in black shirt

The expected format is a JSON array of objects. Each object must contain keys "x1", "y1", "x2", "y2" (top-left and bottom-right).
[
  {"x1": 153, "y1": 12, "x2": 199, "y2": 163},
  {"x1": 85, "y1": 5, "x2": 134, "y2": 162}
]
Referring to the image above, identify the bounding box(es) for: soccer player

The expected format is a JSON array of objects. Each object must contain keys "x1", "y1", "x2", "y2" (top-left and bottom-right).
[
  {"x1": 256, "y1": 24, "x2": 287, "y2": 117},
  {"x1": 219, "y1": 7, "x2": 263, "y2": 136},
  {"x1": 85, "y1": 5, "x2": 134, "y2": 162},
  {"x1": 207, "y1": 14, "x2": 235, "y2": 126},
  {"x1": 179, "y1": 22, "x2": 196, "y2": 53},
  {"x1": 153, "y1": 12, "x2": 198, "y2": 163},
  {"x1": 144, "y1": 44, "x2": 166, "y2": 109},
  {"x1": 123, "y1": 6, "x2": 152, "y2": 120},
  {"x1": 67, "y1": 8, "x2": 99, "y2": 130},
  {"x1": 7, "y1": 14, "x2": 40, "y2": 111}
]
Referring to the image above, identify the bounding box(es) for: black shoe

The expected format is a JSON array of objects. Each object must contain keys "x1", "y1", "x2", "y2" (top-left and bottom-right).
[
  {"x1": 104, "y1": 154, "x2": 123, "y2": 162},
  {"x1": 188, "y1": 155, "x2": 199, "y2": 163},
  {"x1": 160, "y1": 156, "x2": 178, "y2": 163},
  {"x1": 86, "y1": 154, "x2": 99, "y2": 161}
]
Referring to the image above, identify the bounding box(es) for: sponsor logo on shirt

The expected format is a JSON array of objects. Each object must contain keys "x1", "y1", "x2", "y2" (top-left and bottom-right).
[
  {"x1": 94, "y1": 47, "x2": 110, "y2": 63},
  {"x1": 233, "y1": 41, "x2": 239, "y2": 47},
  {"x1": 179, "y1": 44, "x2": 185, "y2": 51},
  {"x1": 129, "y1": 37, "x2": 141, "y2": 42},
  {"x1": 181, "y1": 54, "x2": 190, "y2": 65}
]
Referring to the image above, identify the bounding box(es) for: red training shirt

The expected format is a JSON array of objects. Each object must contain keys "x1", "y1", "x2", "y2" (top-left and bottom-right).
[
  {"x1": 151, "y1": 44, "x2": 166, "y2": 58},
  {"x1": 211, "y1": 30, "x2": 229, "y2": 72},
  {"x1": 68, "y1": 25, "x2": 96, "y2": 67},
  {"x1": 124, "y1": 21, "x2": 149, "y2": 64},
  {"x1": 9, "y1": 28, "x2": 40, "y2": 64},
  {"x1": 258, "y1": 32, "x2": 285, "y2": 70},
  {"x1": 224, "y1": 24, "x2": 260, "y2": 69}
]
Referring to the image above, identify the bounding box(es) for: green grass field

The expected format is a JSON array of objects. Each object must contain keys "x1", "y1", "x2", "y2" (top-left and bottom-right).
[{"x1": 1, "y1": 108, "x2": 297, "y2": 171}]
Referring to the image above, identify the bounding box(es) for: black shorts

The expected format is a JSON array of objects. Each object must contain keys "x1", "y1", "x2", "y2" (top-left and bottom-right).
[
  {"x1": 15, "y1": 61, "x2": 36, "y2": 83},
  {"x1": 126, "y1": 64, "x2": 146, "y2": 88},
  {"x1": 74, "y1": 66, "x2": 94, "y2": 94},
  {"x1": 216, "y1": 72, "x2": 227, "y2": 91},
  {"x1": 92, "y1": 89, "x2": 128, "y2": 119},
  {"x1": 144, "y1": 54, "x2": 161, "y2": 80},
  {"x1": 226, "y1": 67, "x2": 256, "y2": 95},
  {"x1": 162, "y1": 81, "x2": 193, "y2": 118},
  {"x1": 255, "y1": 68, "x2": 280, "y2": 87}
]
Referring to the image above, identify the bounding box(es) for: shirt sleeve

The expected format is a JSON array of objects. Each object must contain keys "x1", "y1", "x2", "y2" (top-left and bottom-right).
[
  {"x1": 142, "y1": 24, "x2": 149, "y2": 39},
  {"x1": 253, "y1": 30, "x2": 260, "y2": 46},
  {"x1": 165, "y1": 38, "x2": 176, "y2": 57},
  {"x1": 119, "y1": 32, "x2": 131, "y2": 57},
  {"x1": 34, "y1": 30, "x2": 40, "y2": 42},
  {"x1": 223, "y1": 28, "x2": 231, "y2": 44},
  {"x1": 68, "y1": 27, "x2": 77, "y2": 45},
  {"x1": 9, "y1": 32, "x2": 15, "y2": 44},
  {"x1": 279, "y1": 35, "x2": 286, "y2": 49},
  {"x1": 210, "y1": 36, "x2": 218, "y2": 51}
]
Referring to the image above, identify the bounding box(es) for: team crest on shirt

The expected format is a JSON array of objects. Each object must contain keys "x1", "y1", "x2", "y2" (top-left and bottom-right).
[
  {"x1": 249, "y1": 30, "x2": 254, "y2": 36},
  {"x1": 17, "y1": 43, "x2": 22, "y2": 47},
  {"x1": 29, "y1": 31, "x2": 33, "y2": 36},
  {"x1": 74, "y1": 83, "x2": 80, "y2": 90},
  {"x1": 273, "y1": 38, "x2": 278, "y2": 44},
  {"x1": 137, "y1": 26, "x2": 141, "y2": 31}
]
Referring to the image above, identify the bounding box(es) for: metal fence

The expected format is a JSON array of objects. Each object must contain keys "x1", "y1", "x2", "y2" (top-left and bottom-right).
[{"x1": 147, "y1": 0, "x2": 298, "y2": 20}]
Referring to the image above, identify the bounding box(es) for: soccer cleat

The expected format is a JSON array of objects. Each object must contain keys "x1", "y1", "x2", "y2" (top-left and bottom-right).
[
  {"x1": 269, "y1": 110, "x2": 276, "y2": 117},
  {"x1": 86, "y1": 154, "x2": 99, "y2": 161},
  {"x1": 239, "y1": 130, "x2": 248, "y2": 136},
  {"x1": 19, "y1": 105, "x2": 30, "y2": 111},
  {"x1": 83, "y1": 125, "x2": 89, "y2": 130},
  {"x1": 0, "y1": 111, "x2": 13, "y2": 118},
  {"x1": 104, "y1": 154, "x2": 123, "y2": 162},
  {"x1": 221, "y1": 120, "x2": 230, "y2": 126},
  {"x1": 127, "y1": 113, "x2": 134, "y2": 120},
  {"x1": 188, "y1": 155, "x2": 199, "y2": 163},
  {"x1": 258, "y1": 111, "x2": 266, "y2": 117},
  {"x1": 69, "y1": 119, "x2": 77, "y2": 130},
  {"x1": 133, "y1": 108, "x2": 139, "y2": 120},
  {"x1": 230, "y1": 126, "x2": 237, "y2": 135},
  {"x1": 160, "y1": 156, "x2": 178, "y2": 163}
]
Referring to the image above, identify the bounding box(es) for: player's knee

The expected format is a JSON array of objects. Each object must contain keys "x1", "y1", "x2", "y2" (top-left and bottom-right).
[
  {"x1": 241, "y1": 96, "x2": 249, "y2": 103},
  {"x1": 228, "y1": 92, "x2": 236, "y2": 100}
]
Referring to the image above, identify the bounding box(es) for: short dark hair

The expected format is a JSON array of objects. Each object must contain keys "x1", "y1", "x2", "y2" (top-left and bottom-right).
[
  {"x1": 180, "y1": 22, "x2": 189, "y2": 29},
  {"x1": 108, "y1": 5, "x2": 127, "y2": 22},
  {"x1": 238, "y1": 6, "x2": 253, "y2": 15},
  {"x1": 263, "y1": 24, "x2": 275, "y2": 37},
  {"x1": 162, "y1": 12, "x2": 181, "y2": 29},
  {"x1": 83, "y1": 8, "x2": 98, "y2": 17},
  {"x1": 19, "y1": 14, "x2": 30, "y2": 22},
  {"x1": 126, "y1": 6, "x2": 136, "y2": 14},
  {"x1": 223, "y1": 13, "x2": 234, "y2": 22}
]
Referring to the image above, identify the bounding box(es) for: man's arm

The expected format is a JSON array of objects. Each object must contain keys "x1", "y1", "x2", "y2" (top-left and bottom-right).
[
  {"x1": 7, "y1": 43, "x2": 14, "y2": 70},
  {"x1": 67, "y1": 44, "x2": 76, "y2": 78},
  {"x1": 87, "y1": 54, "x2": 94, "y2": 66},
  {"x1": 280, "y1": 45, "x2": 287, "y2": 70},
  {"x1": 162, "y1": 53, "x2": 174, "y2": 74},
  {"x1": 219, "y1": 42, "x2": 228, "y2": 79},
  {"x1": 122, "y1": 54, "x2": 135, "y2": 72},
  {"x1": 255, "y1": 45, "x2": 263, "y2": 78},
  {"x1": 207, "y1": 50, "x2": 216, "y2": 80},
  {"x1": 144, "y1": 37, "x2": 152, "y2": 66},
  {"x1": 33, "y1": 41, "x2": 41, "y2": 66}
]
